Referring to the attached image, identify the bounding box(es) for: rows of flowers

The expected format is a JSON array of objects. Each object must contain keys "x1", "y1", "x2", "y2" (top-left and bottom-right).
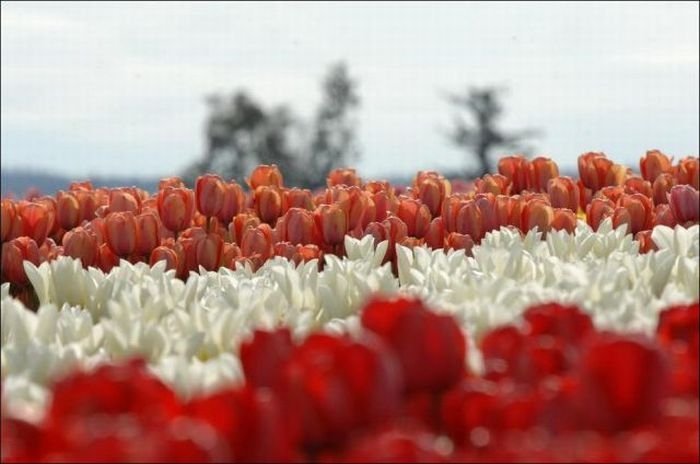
[{"x1": 1, "y1": 150, "x2": 699, "y2": 462}]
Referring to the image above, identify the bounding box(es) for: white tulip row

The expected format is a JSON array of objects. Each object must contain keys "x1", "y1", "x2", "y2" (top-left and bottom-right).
[{"x1": 1, "y1": 219, "x2": 698, "y2": 424}]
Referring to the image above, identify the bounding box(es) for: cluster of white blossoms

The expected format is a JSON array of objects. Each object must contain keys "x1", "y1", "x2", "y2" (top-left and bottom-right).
[{"x1": 1, "y1": 219, "x2": 698, "y2": 424}]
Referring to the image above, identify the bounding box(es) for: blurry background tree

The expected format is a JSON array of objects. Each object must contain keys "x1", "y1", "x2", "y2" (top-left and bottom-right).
[
  {"x1": 445, "y1": 87, "x2": 540, "y2": 177},
  {"x1": 183, "y1": 62, "x2": 360, "y2": 189}
]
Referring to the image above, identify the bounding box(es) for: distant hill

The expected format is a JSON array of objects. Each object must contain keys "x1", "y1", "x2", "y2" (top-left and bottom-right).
[{"x1": 1, "y1": 168, "x2": 161, "y2": 198}]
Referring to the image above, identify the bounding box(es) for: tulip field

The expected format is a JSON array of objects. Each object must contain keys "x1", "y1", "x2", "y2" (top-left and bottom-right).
[{"x1": 1, "y1": 150, "x2": 699, "y2": 462}]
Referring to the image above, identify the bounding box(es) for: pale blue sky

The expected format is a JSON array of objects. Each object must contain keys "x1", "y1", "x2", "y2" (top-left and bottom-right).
[{"x1": 2, "y1": 1, "x2": 698, "y2": 180}]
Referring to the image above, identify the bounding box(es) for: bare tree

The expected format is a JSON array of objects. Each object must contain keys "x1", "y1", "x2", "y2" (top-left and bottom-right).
[{"x1": 445, "y1": 87, "x2": 539, "y2": 177}]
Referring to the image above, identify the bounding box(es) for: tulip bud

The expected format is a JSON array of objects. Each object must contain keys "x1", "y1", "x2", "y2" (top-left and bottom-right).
[
  {"x1": 1, "y1": 237, "x2": 40, "y2": 286},
  {"x1": 579, "y1": 152, "x2": 627, "y2": 191},
  {"x1": 522, "y1": 200, "x2": 554, "y2": 235},
  {"x1": 364, "y1": 221, "x2": 387, "y2": 246},
  {"x1": 547, "y1": 177, "x2": 579, "y2": 212},
  {"x1": 455, "y1": 200, "x2": 484, "y2": 243},
  {"x1": 1, "y1": 199, "x2": 16, "y2": 242},
  {"x1": 475, "y1": 174, "x2": 512, "y2": 196},
  {"x1": 158, "y1": 176, "x2": 186, "y2": 190},
  {"x1": 635, "y1": 230, "x2": 658, "y2": 254},
  {"x1": 284, "y1": 188, "x2": 314, "y2": 212},
  {"x1": 195, "y1": 233, "x2": 224, "y2": 271},
  {"x1": 675, "y1": 156, "x2": 700, "y2": 190},
  {"x1": 277, "y1": 208, "x2": 316, "y2": 245},
  {"x1": 96, "y1": 242, "x2": 120, "y2": 273},
  {"x1": 445, "y1": 232, "x2": 474, "y2": 255},
  {"x1": 623, "y1": 177, "x2": 653, "y2": 199},
  {"x1": 652, "y1": 173, "x2": 676, "y2": 206},
  {"x1": 241, "y1": 223, "x2": 274, "y2": 260},
  {"x1": 56, "y1": 190, "x2": 81, "y2": 231},
  {"x1": 413, "y1": 171, "x2": 451, "y2": 217},
  {"x1": 19, "y1": 202, "x2": 49, "y2": 246},
  {"x1": 441, "y1": 196, "x2": 464, "y2": 234},
  {"x1": 36, "y1": 196, "x2": 58, "y2": 238},
  {"x1": 254, "y1": 186, "x2": 283, "y2": 226},
  {"x1": 615, "y1": 193, "x2": 653, "y2": 234},
  {"x1": 668, "y1": 185, "x2": 700, "y2": 226},
  {"x1": 195, "y1": 174, "x2": 226, "y2": 218},
  {"x1": 221, "y1": 242, "x2": 242, "y2": 269},
  {"x1": 595, "y1": 186, "x2": 625, "y2": 206},
  {"x1": 109, "y1": 188, "x2": 140, "y2": 214},
  {"x1": 157, "y1": 187, "x2": 195, "y2": 234},
  {"x1": 653, "y1": 204, "x2": 677, "y2": 228},
  {"x1": 586, "y1": 197, "x2": 615, "y2": 231},
  {"x1": 247, "y1": 164, "x2": 283, "y2": 190},
  {"x1": 69, "y1": 180, "x2": 94, "y2": 191},
  {"x1": 424, "y1": 217, "x2": 445, "y2": 249},
  {"x1": 39, "y1": 237, "x2": 62, "y2": 262},
  {"x1": 396, "y1": 198, "x2": 432, "y2": 239},
  {"x1": 498, "y1": 155, "x2": 530, "y2": 194},
  {"x1": 640, "y1": 150, "x2": 672, "y2": 182},
  {"x1": 149, "y1": 245, "x2": 179, "y2": 271},
  {"x1": 474, "y1": 193, "x2": 499, "y2": 235},
  {"x1": 297, "y1": 244, "x2": 322, "y2": 264},
  {"x1": 104, "y1": 211, "x2": 137, "y2": 257},
  {"x1": 135, "y1": 211, "x2": 161, "y2": 257},
  {"x1": 495, "y1": 195, "x2": 522, "y2": 230},
  {"x1": 62, "y1": 227, "x2": 98, "y2": 267},
  {"x1": 74, "y1": 189, "x2": 97, "y2": 224},
  {"x1": 528, "y1": 156, "x2": 560, "y2": 192},
  {"x1": 314, "y1": 204, "x2": 348, "y2": 246},
  {"x1": 327, "y1": 168, "x2": 361, "y2": 187},
  {"x1": 551, "y1": 208, "x2": 577, "y2": 234}
]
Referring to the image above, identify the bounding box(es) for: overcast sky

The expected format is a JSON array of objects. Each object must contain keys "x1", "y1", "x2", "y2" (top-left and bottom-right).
[{"x1": 2, "y1": 1, "x2": 698, "y2": 180}]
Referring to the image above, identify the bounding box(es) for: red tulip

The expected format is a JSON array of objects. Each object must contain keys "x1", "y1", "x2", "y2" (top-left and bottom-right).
[
  {"x1": 521, "y1": 199, "x2": 554, "y2": 235},
  {"x1": 528, "y1": 156, "x2": 560, "y2": 192},
  {"x1": 283, "y1": 188, "x2": 314, "y2": 212},
  {"x1": 229, "y1": 212, "x2": 261, "y2": 245},
  {"x1": 96, "y1": 242, "x2": 120, "y2": 272},
  {"x1": 635, "y1": 230, "x2": 658, "y2": 254},
  {"x1": 241, "y1": 223, "x2": 274, "y2": 260},
  {"x1": 247, "y1": 164, "x2": 283, "y2": 190},
  {"x1": 314, "y1": 204, "x2": 348, "y2": 246},
  {"x1": 652, "y1": 173, "x2": 676, "y2": 205},
  {"x1": 424, "y1": 217, "x2": 445, "y2": 249},
  {"x1": 551, "y1": 208, "x2": 577, "y2": 233},
  {"x1": 109, "y1": 188, "x2": 140, "y2": 214},
  {"x1": 668, "y1": 185, "x2": 700, "y2": 226},
  {"x1": 674, "y1": 156, "x2": 699, "y2": 190},
  {"x1": 327, "y1": 167, "x2": 361, "y2": 187},
  {"x1": 640, "y1": 149, "x2": 672, "y2": 182},
  {"x1": 74, "y1": 189, "x2": 98, "y2": 224},
  {"x1": 613, "y1": 193, "x2": 653, "y2": 234},
  {"x1": 149, "y1": 245, "x2": 179, "y2": 271},
  {"x1": 157, "y1": 187, "x2": 195, "y2": 234},
  {"x1": 445, "y1": 232, "x2": 474, "y2": 255},
  {"x1": 475, "y1": 173, "x2": 512, "y2": 196},
  {"x1": 104, "y1": 211, "x2": 137, "y2": 257},
  {"x1": 1, "y1": 199, "x2": 16, "y2": 242},
  {"x1": 18, "y1": 201, "x2": 49, "y2": 246},
  {"x1": 62, "y1": 227, "x2": 98, "y2": 267},
  {"x1": 158, "y1": 176, "x2": 185, "y2": 190},
  {"x1": 396, "y1": 197, "x2": 431, "y2": 238},
  {"x1": 253, "y1": 186, "x2": 283, "y2": 226},
  {"x1": 135, "y1": 211, "x2": 161, "y2": 257},
  {"x1": 623, "y1": 176, "x2": 653, "y2": 198},
  {"x1": 578, "y1": 152, "x2": 627, "y2": 191},
  {"x1": 56, "y1": 190, "x2": 81, "y2": 231},
  {"x1": 495, "y1": 194, "x2": 522, "y2": 230},
  {"x1": 455, "y1": 200, "x2": 483, "y2": 243},
  {"x1": 195, "y1": 233, "x2": 224, "y2": 271},
  {"x1": 69, "y1": 180, "x2": 94, "y2": 191},
  {"x1": 547, "y1": 177, "x2": 579, "y2": 212},
  {"x1": 498, "y1": 155, "x2": 530, "y2": 194},
  {"x1": 653, "y1": 203, "x2": 677, "y2": 228},
  {"x1": 195, "y1": 174, "x2": 226, "y2": 218},
  {"x1": 276, "y1": 207, "x2": 316, "y2": 245},
  {"x1": 586, "y1": 197, "x2": 615, "y2": 231},
  {"x1": 1, "y1": 237, "x2": 40, "y2": 286},
  {"x1": 413, "y1": 171, "x2": 451, "y2": 217}
]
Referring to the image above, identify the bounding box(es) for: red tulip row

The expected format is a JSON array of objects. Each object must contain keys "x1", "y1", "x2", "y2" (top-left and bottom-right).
[
  {"x1": 2, "y1": 151, "x2": 698, "y2": 294},
  {"x1": 2, "y1": 297, "x2": 697, "y2": 462}
]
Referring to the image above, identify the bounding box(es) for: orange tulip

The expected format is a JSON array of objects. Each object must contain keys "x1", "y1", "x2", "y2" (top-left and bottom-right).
[
  {"x1": 474, "y1": 174, "x2": 512, "y2": 196},
  {"x1": 104, "y1": 211, "x2": 137, "y2": 257},
  {"x1": 149, "y1": 245, "x2": 179, "y2": 271},
  {"x1": 547, "y1": 177, "x2": 579, "y2": 212},
  {"x1": 396, "y1": 198, "x2": 432, "y2": 239},
  {"x1": 578, "y1": 152, "x2": 627, "y2": 191},
  {"x1": 668, "y1": 185, "x2": 699, "y2": 226},
  {"x1": 247, "y1": 164, "x2": 284, "y2": 190},
  {"x1": 653, "y1": 204, "x2": 677, "y2": 228},
  {"x1": 36, "y1": 196, "x2": 58, "y2": 238},
  {"x1": 623, "y1": 176, "x2": 653, "y2": 199},
  {"x1": 522, "y1": 199, "x2": 554, "y2": 235},
  {"x1": 586, "y1": 197, "x2": 615, "y2": 231},
  {"x1": 382, "y1": 215, "x2": 409, "y2": 264},
  {"x1": 96, "y1": 242, "x2": 120, "y2": 273},
  {"x1": 195, "y1": 233, "x2": 224, "y2": 271},
  {"x1": 595, "y1": 186, "x2": 625, "y2": 206},
  {"x1": 413, "y1": 171, "x2": 451, "y2": 217},
  {"x1": 62, "y1": 227, "x2": 98, "y2": 267},
  {"x1": 455, "y1": 200, "x2": 483, "y2": 243},
  {"x1": 19, "y1": 202, "x2": 49, "y2": 247},
  {"x1": 674, "y1": 156, "x2": 700, "y2": 190},
  {"x1": 221, "y1": 242, "x2": 242, "y2": 269},
  {"x1": 1, "y1": 199, "x2": 16, "y2": 243},
  {"x1": 639, "y1": 150, "x2": 672, "y2": 182},
  {"x1": 74, "y1": 189, "x2": 98, "y2": 224},
  {"x1": 297, "y1": 244, "x2": 323, "y2": 264},
  {"x1": 276, "y1": 208, "x2": 316, "y2": 245},
  {"x1": 495, "y1": 195, "x2": 522, "y2": 230},
  {"x1": 158, "y1": 176, "x2": 186, "y2": 190},
  {"x1": 69, "y1": 180, "x2": 94, "y2": 191},
  {"x1": 241, "y1": 223, "x2": 274, "y2": 260},
  {"x1": 551, "y1": 208, "x2": 577, "y2": 234},
  {"x1": 273, "y1": 241, "x2": 300, "y2": 264},
  {"x1": 109, "y1": 188, "x2": 140, "y2": 214},
  {"x1": 424, "y1": 217, "x2": 445, "y2": 249},
  {"x1": 1, "y1": 237, "x2": 40, "y2": 286},
  {"x1": 39, "y1": 238, "x2": 62, "y2": 262},
  {"x1": 474, "y1": 193, "x2": 499, "y2": 235},
  {"x1": 528, "y1": 156, "x2": 560, "y2": 193},
  {"x1": 195, "y1": 174, "x2": 226, "y2": 218},
  {"x1": 364, "y1": 221, "x2": 387, "y2": 246},
  {"x1": 56, "y1": 190, "x2": 81, "y2": 231},
  {"x1": 157, "y1": 187, "x2": 195, "y2": 234},
  {"x1": 445, "y1": 232, "x2": 474, "y2": 255},
  {"x1": 616, "y1": 193, "x2": 654, "y2": 234},
  {"x1": 652, "y1": 173, "x2": 676, "y2": 206},
  {"x1": 284, "y1": 188, "x2": 314, "y2": 212},
  {"x1": 498, "y1": 155, "x2": 530, "y2": 194},
  {"x1": 135, "y1": 212, "x2": 161, "y2": 257},
  {"x1": 314, "y1": 204, "x2": 348, "y2": 246},
  {"x1": 327, "y1": 168, "x2": 361, "y2": 187},
  {"x1": 229, "y1": 213, "x2": 261, "y2": 245},
  {"x1": 254, "y1": 186, "x2": 283, "y2": 226},
  {"x1": 635, "y1": 230, "x2": 658, "y2": 254},
  {"x1": 441, "y1": 196, "x2": 465, "y2": 234}
]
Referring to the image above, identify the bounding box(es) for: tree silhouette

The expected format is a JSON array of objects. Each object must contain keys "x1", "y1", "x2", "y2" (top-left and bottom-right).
[
  {"x1": 445, "y1": 87, "x2": 539, "y2": 177},
  {"x1": 184, "y1": 62, "x2": 360, "y2": 189}
]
